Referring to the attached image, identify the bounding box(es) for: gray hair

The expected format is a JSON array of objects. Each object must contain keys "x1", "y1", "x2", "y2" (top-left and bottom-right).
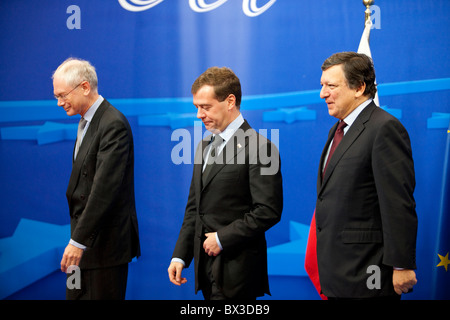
[{"x1": 52, "y1": 58, "x2": 98, "y2": 92}]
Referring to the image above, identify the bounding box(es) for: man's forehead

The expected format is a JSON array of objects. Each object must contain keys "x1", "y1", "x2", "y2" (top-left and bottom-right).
[
  {"x1": 321, "y1": 65, "x2": 345, "y2": 81},
  {"x1": 53, "y1": 78, "x2": 69, "y2": 90},
  {"x1": 193, "y1": 85, "x2": 218, "y2": 103}
]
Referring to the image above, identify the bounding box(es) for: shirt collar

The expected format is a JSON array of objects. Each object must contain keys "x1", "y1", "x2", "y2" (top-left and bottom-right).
[
  {"x1": 215, "y1": 113, "x2": 244, "y2": 142},
  {"x1": 343, "y1": 98, "x2": 372, "y2": 127},
  {"x1": 82, "y1": 95, "x2": 104, "y2": 122}
]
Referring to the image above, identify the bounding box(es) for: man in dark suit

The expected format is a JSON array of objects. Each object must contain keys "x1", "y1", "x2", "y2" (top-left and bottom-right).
[
  {"x1": 307, "y1": 52, "x2": 418, "y2": 299},
  {"x1": 168, "y1": 67, "x2": 283, "y2": 299},
  {"x1": 53, "y1": 58, "x2": 140, "y2": 300}
]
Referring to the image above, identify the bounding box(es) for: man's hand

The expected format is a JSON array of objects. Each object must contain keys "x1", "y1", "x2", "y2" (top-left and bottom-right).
[
  {"x1": 60, "y1": 243, "x2": 84, "y2": 273},
  {"x1": 203, "y1": 232, "x2": 222, "y2": 256},
  {"x1": 168, "y1": 261, "x2": 187, "y2": 286},
  {"x1": 393, "y1": 269, "x2": 417, "y2": 295}
]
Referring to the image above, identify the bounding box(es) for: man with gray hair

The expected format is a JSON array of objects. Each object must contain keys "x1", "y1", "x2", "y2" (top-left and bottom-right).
[{"x1": 53, "y1": 58, "x2": 140, "y2": 300}]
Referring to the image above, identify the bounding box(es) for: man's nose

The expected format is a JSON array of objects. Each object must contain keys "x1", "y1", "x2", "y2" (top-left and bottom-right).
[
  {"x1": 197, "y1": 108, "x2": 204, "y2": 119},
  {"x1": 320, "y1": 86, "x2": 328, "y2": 99}
]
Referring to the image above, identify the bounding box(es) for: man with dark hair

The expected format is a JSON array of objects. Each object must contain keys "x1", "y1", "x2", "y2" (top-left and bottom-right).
[
  {"x1": 191, "y1": 66, "x2": 242, "y2": 109},
  {"x1": 305, "y1": 52, "x2": 418, "y2": 299},
  {"x1": 168, "y1": 66, "x2": 283, "y2": 300},
  {"x1": 321, "y1": 52, "x2": 377, "y2": 99}
]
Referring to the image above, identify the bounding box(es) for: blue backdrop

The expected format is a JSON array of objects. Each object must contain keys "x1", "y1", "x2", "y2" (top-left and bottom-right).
[{"x1": 0, "y1": 0, "x2": 449, "y2": 300}]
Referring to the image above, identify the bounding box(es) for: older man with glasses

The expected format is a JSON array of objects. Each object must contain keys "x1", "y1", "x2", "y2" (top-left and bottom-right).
[{"x1": 52, "y1": 58, "x2": 140, "y2": 300}]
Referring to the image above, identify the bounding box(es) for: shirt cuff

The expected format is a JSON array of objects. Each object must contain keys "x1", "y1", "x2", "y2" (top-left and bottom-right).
[
  {"x1": 69, "y1": 239, "x2": 87, "y2": 250},
  {"x1": 215, "y1": 233, "x2": 223, "y2": 250},
  {"x1": 171, "y1": 258, "x2": 185, "y2": 266}
]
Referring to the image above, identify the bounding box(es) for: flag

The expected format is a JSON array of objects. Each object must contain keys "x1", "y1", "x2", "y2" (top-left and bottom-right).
[
  {"x1": 357, "y1": 18, "x2": 380, "y2": 107},
  {"x1": 305, "y1": 210, "x2": 327, "y2": 300},
  {"x1": 432, "y1": 123, "x2": 450, "y2": 299}
]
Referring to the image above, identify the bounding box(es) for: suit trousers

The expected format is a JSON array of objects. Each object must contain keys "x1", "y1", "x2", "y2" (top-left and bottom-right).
[
  {"x1": 199, "y1": 239, "x2": 226, "y2": 300},
  {"x1": 66, "y1": 263, "x2": 129, "y2": 300},
  {"x1": 199, "y1": 247, "x2": 257, "y2": 300}
]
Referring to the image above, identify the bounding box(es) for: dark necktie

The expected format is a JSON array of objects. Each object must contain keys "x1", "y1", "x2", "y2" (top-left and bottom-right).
[
  {"x1": 304, "y1": 120, "x2": 347, "y2": 300},
  {"x1": 202, "y1": 135, "x2": 224, "y2": 186},
  {"x1": 323, "y1": 120, "x2": 347, "y2": 175},
  {"x1": 74, "y1": 117, "x2": 87, "y2": 160}
]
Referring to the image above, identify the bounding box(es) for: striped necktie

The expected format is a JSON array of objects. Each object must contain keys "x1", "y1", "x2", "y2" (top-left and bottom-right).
[
  {"x1": 74, "y1": 117, "x2": 87, "y2": 159},
  {"x1": 202, "y1": 135, "x2": 224, "y2": 185}
]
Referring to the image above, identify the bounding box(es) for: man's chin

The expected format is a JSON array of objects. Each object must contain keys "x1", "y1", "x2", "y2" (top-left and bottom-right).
[
  {"x1": 327, "y1": 108, "x2": 338, "y2": 118},
  {"x1": 203, "y1": 123, "x2": 220, "y2": 134}
]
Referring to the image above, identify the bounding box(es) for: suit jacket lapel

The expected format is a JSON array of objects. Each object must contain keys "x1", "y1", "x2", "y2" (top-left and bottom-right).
[
  {"x1": 318, "y1": 121, "x2": 338, "y2": 185},
  {"x1": 193, "y1": 136, "x2": 211, "y2": 201},
  {"x1": 319, "y1": 102, "x2": 377, "y2": 193},
  {"x1": 200, "y1": 120, "x2": 251, "y2": 190},
  {"x1": 66, "y1": 100, "x2": 109, "y2": 199}
]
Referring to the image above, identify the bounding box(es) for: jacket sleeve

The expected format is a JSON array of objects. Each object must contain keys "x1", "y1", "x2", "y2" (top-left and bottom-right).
[
  {"x1": 171, "y1": 141, "x2": 204, "y2": 267},
  {"x1": 171, "y1": 169, "x2": 197, "y2": 268},
  {"x1": 372, "y1": 118, "x2": 417, "y2": 269},
  {"x1": 217, "y1": 135, "x2": 283, "y2": 249}
]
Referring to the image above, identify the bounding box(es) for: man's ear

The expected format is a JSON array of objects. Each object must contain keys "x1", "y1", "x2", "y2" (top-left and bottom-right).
[
  {"x1": 80, "y1": 80, "x2": 91, "y2": 96},
  {"x1": 355, "y1": 82, "x2": 366, "y2": 98},
  {"x1": 227, "y1": 94, "x2": 236, "y2": 110}
]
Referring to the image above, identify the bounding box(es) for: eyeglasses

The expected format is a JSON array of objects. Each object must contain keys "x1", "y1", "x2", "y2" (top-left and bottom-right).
[{"x1": 54, "y1": 82, "x2": 83, "y2": 100}]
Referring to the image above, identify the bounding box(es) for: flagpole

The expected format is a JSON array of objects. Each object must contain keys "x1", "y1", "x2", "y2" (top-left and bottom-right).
[
  {"x1": 358, "y1": 0, "x2": 379, "y2": 106},
  {"x1": 363, "y1": 0, "x2": 374, "y2": 24}
]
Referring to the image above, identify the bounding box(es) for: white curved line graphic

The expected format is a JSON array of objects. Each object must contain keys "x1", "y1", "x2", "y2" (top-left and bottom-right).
[
  {"x1": 242, "y1": 0, "x2": 276, "y2": 17},
  {"x1": 189, "y1": 0, "x2": 228, "y2": 13},
  {"x1": 118, "y1": 0, "x2": 164, "y2": 12}
]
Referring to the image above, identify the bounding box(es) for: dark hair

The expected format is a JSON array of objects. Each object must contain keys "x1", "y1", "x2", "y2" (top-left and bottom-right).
[
  {"x1": 321, "y1": 52, "x2": 377, "y2": 98},
  {"x1": 191, "y1": 67, "x2": 242, "y2": 108}
]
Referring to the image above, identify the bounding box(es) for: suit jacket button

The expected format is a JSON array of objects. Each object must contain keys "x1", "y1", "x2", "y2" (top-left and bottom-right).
[{"x1": 80, "y1": 194, "x2": 85, "y2": 200}]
